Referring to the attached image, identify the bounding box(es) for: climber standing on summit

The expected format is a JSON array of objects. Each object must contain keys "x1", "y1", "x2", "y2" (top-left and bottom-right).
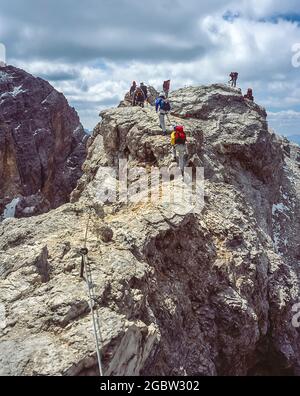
[
  {"x1": 133, "y1": 86, "x2": 146, "y2": 107},
  {"x1": 229, "y1": 72, "x2": 238, "y2": 88},
  {"x1": 140, "y1": 82, "x2": 148, "y2": 102},
  {"x1": 130, "y1": 81, "x2": 137, "y2": 97},
  {"x1": 171, "y1": 125, "x2": 187, "y2": 176},
  {"x1": 155, "y1": 93, "x2": 171, "y2": 136}
]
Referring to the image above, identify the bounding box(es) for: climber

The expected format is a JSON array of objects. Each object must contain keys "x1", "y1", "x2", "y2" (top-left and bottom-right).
[
  {"x1": 140, "y1": 82, "x2": 148, "y2": 101},
  {"x1": 244, "y1": 88, "x2": 254, "y2": 102},
  {"x1": 171, "y1": 125, "x2": 187, "y2": 176},
  {"x1": 133, "y1": 87, "x2": 146, "y2": 108},
  {"x1": 155, "y1": 93, "x2": 171, "y2": 136},
  {"x1": 229, "y1": 72, "x2": 238, "y2": 87},
  {"x1": 130, "y1": 81, "x2": 137, "y2": 97},
  {"x1": 163, "y1": 80, "x2": 171, "y2": 98}
]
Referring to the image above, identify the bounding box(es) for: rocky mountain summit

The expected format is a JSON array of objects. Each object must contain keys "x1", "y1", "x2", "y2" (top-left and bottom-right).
[
  {"x1": 0, "y1": 65, "x2": 88, "y2": 218},
  {"x1": 0, "y1": 84, "x2": 300, "y2": 376}
]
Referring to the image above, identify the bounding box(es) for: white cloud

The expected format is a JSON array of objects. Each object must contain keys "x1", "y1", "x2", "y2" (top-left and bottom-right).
[
  {"x1": 268, "y1": 110, "x2": 300, "y2": 138},
  {"x1": 3, "y1": 0, "x2": 300, "y2": 136},
  {"x1": 269, "y1": 110, "x2": 300, "y2": 119}
]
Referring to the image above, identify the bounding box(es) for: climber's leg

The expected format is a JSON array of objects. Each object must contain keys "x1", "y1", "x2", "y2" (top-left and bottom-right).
[
  {"x1": 177, "y1": 145, "x2": 187, "y2": 175},
  {"x1": 159, "y1": 112, "x2": 166, "y2": 135},
  {"x1": 173, "y1": 146, "x2": 177, "y2": 161}
]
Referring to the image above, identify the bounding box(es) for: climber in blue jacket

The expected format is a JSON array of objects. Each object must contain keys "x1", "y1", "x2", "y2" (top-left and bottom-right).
[{"x1": 155, "y1": 93, "x2": 171, "y2": 136}]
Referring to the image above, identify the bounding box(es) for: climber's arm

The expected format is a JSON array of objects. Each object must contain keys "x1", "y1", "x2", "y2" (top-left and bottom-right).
[{"x1": 155, "y1": 99, "x2": 160, "y2": 112}]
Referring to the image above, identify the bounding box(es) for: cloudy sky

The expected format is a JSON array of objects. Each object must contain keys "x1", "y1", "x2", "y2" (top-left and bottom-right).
[{"x1": 1, "y1": 0, "x2": 300, "y2": 141}]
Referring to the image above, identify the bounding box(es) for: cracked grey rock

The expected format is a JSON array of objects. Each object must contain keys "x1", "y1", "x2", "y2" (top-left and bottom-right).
[{"x1": 0, "y1": 84, "x2": 300, "y2": 376}]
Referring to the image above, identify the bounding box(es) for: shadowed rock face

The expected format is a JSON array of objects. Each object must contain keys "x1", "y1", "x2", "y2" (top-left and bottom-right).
[
  {"x1": 0, "y1": 66, "x2": 88, "y2": 218},
  {"x1": 0, "y1": 84, "x2": 300, "y2": 376}
]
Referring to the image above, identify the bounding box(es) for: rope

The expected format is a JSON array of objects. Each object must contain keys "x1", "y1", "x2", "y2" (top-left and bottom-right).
[
  {"x1": 80, "y1": 211, "x2": 104, "y2": 377},
  {"x1": 84, "y1": 213, "x2": 91, "y2": 249},
  {"x1": 83, "y1": 253, "x2": 104, "y2": 377}
]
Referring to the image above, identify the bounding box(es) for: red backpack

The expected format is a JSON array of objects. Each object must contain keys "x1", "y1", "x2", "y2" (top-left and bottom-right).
[
  {"x1": 135, "y1": 88, "x2": 144, "y2": 101},
  {"x1": 175, "y1": 126, "x2": 186, "y2": 145}
]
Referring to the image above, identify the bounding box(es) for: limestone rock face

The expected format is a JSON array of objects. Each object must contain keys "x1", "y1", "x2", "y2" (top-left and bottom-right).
[
  {"x1": 0, "y1": 66, "x2": 88, "y2": 218},
  {"x1": 1, "y1": 84, "x2": 300, "y2": 376}
]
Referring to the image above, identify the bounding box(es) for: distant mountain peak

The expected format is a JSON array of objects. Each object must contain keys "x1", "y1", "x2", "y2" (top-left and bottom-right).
[{"x1": 0, "y1": 65, "x2": 88, "y2": 218}]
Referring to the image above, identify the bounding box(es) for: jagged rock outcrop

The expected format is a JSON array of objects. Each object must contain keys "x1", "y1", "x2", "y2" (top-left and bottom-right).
[
  {"x1": 0, "y1": 84, "x2": 300, "y2": 376},
  {"x1": 0, "y1": 66, "x2": 88, "y2": 219}
]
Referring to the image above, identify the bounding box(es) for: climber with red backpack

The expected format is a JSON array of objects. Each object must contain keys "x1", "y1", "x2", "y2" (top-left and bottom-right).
[
  {"x1": 133, "y1": 87, "x2": 146, "y2": 107},
  {"x1": 244, "y1": 88, "x2": 254, "y2": 102},
  {"x1": 229, "y1": 72, "x2": 238, "y2": 87},
  {"x1": 171, "y1": 125, "x2": 187, "y2": 175},
  {"x1": 155, "y1": 93, "x2": 171, "y2": 136}
]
